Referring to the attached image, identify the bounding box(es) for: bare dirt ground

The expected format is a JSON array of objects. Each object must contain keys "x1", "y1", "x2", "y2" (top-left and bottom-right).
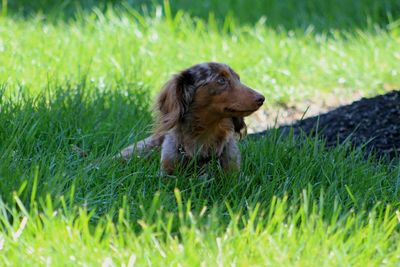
[{"x1": 247, "y1": 90, "x2": 400, "y2": 159}]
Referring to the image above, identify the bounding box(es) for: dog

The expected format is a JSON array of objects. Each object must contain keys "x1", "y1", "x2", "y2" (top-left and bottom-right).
[{"x1": 118, "y1": 62, "x2": 265, "y2": 175}]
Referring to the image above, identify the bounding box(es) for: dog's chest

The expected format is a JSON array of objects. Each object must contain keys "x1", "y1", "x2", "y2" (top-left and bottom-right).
[
  {"x1": 178, "y1": 119, "x2": 234, "y2": 159},
  {"x1": 181, "y1": 133, "x2": 229, "y2": 159}
]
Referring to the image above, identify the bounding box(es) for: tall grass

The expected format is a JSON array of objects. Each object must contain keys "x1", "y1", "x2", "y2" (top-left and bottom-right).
[
  {"x1": 0, "y1": 85, "x2": 399, "y2": 265},
  {"x1": 2, "y1": 190, "x2": 400, "y2": 265}
]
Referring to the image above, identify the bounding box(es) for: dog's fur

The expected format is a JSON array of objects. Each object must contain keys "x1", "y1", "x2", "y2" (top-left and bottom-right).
[{"x1": 118, "y1": 62, "x2": 265, "y2": 174}]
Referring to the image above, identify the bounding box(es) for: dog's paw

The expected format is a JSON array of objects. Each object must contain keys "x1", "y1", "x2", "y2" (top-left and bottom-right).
[{"x1": 158, "y1": 170, "x2": 177, "y2": 179}]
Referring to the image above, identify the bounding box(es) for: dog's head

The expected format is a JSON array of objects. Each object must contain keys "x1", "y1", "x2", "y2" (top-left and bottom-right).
[{"x1": 155, "y1": 62, "x2": 265, "y2": 135}]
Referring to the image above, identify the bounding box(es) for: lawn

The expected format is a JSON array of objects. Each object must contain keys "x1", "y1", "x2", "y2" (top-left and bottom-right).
[{"x1": 0, "y1": 1, "x2": 400, "y2": 266}]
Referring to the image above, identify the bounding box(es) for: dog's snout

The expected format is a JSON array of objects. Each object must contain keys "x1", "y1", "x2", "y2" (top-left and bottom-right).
[{"x1": 255, "y1": 94, "x2": 265, "y2": 106}]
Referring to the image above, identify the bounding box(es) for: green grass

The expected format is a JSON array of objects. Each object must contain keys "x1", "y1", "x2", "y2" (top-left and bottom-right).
[
  {"x1": 0, "y1": 4, "x2": 399, "y2": 104},
  {"x1": 1, "y1": 84, "x2": 400, "y2": 265},
  {"x1": 5, "y1": 0, "x2": 400, "y2": 30},
  {"x1": 0, "y1": 1, "x2": 400, "y2": 266}
]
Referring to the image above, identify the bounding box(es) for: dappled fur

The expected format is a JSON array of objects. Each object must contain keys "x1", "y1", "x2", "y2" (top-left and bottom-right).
[{"x1": 118, "y1": 62, "x2": 265, "y2": 174}]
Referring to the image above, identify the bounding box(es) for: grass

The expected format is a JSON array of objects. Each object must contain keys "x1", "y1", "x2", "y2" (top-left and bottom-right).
[
  {"x1": 5, "y1": 0, "x2": 400, "y2": 30},
  {"x1": 0, "y1": 84, "x2": 400, "y2": 265},
  {"x1": 1, "y1": 4, "x2": 399, "y2": 104},
  {"x1": 0, "y1": 1, "x2": 400, "y2": 266}
]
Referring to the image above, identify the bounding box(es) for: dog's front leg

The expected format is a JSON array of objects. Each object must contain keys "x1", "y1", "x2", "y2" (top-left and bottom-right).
[
  {"x1": 118, "y1": 135, "x2": 164, "y2": 160},
  {"x1": 160, "y1": 133, "x2": 180, "y2": 175},
  {"x1": 220, "y1": 137, "x2": 241, "y2": 172}
]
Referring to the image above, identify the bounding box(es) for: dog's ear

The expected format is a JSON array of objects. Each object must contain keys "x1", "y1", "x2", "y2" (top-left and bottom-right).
[
  {"x1": 232, "y1": 117, "x2": 247, "y2": 138},
  {"x1": 155, "y1": 70, "x2": 194, "y2": 133}
]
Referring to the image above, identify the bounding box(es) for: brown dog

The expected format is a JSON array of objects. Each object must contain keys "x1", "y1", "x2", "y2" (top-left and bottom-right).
[{"x1": 118, "y1": 62, "x2": 265, "y2": 174}]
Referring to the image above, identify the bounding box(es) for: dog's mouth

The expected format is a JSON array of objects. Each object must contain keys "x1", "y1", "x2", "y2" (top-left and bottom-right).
[{"x1": 224, "y1": 107, "x2": 258, "y2": 115}]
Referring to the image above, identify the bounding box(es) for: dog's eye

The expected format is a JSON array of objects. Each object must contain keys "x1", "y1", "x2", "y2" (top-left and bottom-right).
[{"x1": 217, "y1": 77, "x2": 227, "y2": 85}]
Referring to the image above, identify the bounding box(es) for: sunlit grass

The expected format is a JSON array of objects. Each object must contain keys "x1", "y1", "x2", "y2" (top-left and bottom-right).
[
  {"x1": 0, "y1": 7, "x2": 399, "y2": 104},
  {"x1": 2, "y1": 192, "x2": 399, "y2": 266}
]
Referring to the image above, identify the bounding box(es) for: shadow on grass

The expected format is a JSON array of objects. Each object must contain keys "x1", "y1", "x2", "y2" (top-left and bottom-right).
[
  {"x1": 4, "y1": 0, "x2": 400, "y2": 32},
  {"x1": 250, "y1": 90, "x2": 400, "y2": 160},
  {"x1": 0, "y1": 81, "x2": 152, "y2": 206}
]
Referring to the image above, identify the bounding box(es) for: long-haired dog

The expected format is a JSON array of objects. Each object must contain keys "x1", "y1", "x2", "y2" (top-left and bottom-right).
[{"x1": 118, "y1": 62, "x2": 265, "y2": 175}]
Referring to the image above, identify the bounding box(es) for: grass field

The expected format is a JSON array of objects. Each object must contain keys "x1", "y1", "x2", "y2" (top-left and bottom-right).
[{"x1": 1, "y1": 1, "x2": 400, "y2": 266}]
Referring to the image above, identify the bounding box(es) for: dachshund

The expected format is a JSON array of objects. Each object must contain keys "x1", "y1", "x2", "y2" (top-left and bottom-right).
[{"x1": 118, "y1": 62, "x2": 265, "y2": 175}]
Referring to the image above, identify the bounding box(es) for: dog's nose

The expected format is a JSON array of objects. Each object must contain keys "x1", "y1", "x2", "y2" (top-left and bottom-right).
[{"x1": 255, "y1": 94, "x2": 265, "y2": 106}]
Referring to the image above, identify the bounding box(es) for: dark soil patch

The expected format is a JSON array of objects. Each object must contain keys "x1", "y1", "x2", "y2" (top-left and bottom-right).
[{"x1": 250, "y1": 90, "x2": 400, "y2": 159}]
